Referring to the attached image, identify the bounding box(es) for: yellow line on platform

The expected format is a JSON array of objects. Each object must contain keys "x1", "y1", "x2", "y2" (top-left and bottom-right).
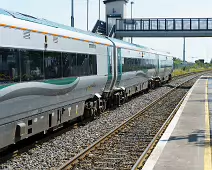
[{"x1": 204, "y1": 79, "x2": 212, "y2": 170}]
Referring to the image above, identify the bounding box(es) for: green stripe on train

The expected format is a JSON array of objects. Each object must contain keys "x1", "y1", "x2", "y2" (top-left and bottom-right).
[
  {"x1": 0, "y1": 84, "x2": 13, "y2": 90},
  {"x1": 43, "y1": 77, "x2": 78, "y2": 85},
  {"x1": 0, "y1": 77, "x2": 78, "y2": 90}
]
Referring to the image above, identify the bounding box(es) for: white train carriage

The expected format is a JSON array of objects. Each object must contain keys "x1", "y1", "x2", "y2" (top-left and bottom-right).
[
  {"x1": 107, "y1": 38, "x2": 173, "y2": 99},
  {"x1": 0, "y1": 8, "x2": 173, "y2": 150}
]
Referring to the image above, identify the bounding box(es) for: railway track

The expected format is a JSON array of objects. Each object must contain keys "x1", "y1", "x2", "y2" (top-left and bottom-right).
[
  {"x1": 131, "y1": 91, "x2": 186, "y2": 170},
  {"x1": 0, "y1": 71, "x2": 210, "y2": 169},
  {"x1": 58, "y1": 75, "x2": 199, "y2": 170}
]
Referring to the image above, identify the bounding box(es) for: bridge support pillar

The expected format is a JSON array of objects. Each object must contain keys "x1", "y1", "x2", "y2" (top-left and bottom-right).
[{"x1": 183, "y1": 37, "x2": 186, "y2": 64}]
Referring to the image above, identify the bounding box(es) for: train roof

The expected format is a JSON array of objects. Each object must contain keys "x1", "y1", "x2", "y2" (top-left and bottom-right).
[
  {"x1": 0, "y1": 8, "x2": 173, "y2": 57},
  {"x1": 0, "y1": 8, "x2": 107, "y2": 40},
  {"x1": 0, "y1": 8, "x2": 113, "y2": 47},
  {"x1": 109, "y1": 37, "x2": 148, "y2": 51}
]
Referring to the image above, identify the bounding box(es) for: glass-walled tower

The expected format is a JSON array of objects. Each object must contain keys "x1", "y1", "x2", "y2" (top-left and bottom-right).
[{"x1": 103, "y1": 0, "x2": 128, "y2": 39}]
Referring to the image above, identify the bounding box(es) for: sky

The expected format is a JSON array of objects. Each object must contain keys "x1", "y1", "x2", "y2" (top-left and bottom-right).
[{"x1": 1, "y1": 0, "x2": 212, "y2": 62}]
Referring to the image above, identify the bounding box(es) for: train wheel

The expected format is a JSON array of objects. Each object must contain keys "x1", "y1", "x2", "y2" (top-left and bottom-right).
[
  {"x1": 77, "y1": 115, "x2": 84, "y2": 122},
  {"x1": 151, "y1": 81, "x2": 156, "y2": 89},
  {"x1": 90, "y1": 109, "x2": 95, "y2": 120},
  {"x1": 158, "y1": 80, "x2": 162, "y2": 87},
  {"x1": 168, "y1": 74, "x2": 172, "y2": 81},
  {"x1": 123, "y1": 92, "x2": 128, "y2": 104}
]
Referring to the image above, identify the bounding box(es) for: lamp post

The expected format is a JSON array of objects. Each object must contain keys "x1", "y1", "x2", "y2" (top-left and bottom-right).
[
  {"x1": 131, "y1": 1, "x2": 134, "y2": 19},
  {"x1": 87, "y1": 0, "x2": 89, "y2": 31},
  {"x1": 99, "y1": 0, "x2": 101, "y2": 20},
  {"x1": 71, "y1": 0, "x2": 74, "y2": 27},
  {"x1": 130, "y1": 1, "x2": 134, "y2": 43}
]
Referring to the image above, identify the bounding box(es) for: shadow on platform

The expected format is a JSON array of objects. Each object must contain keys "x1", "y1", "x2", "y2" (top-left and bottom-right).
[
  {"x1": 160, "y1": 129, "x2": 212, "y2": 147},
  {"x1": 187, "y1": 98, "x2": 212, "y2": 103}
]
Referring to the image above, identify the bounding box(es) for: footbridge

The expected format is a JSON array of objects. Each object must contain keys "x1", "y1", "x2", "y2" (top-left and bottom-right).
[
  {"x1": 115, "y1": 18, "x2": 212, "y2": 38},
  {"x1": 92, "y1": 0, "x2": 212, "y2": 63}
]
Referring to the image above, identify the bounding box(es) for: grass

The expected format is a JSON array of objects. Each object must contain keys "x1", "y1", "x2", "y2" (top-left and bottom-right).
[{"x1": 172, "y1": 67, "x2": 212, "y2": 77}]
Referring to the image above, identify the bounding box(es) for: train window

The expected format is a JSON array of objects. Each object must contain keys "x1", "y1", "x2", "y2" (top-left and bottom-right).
[
  {"x1": 76, "y1": 54, "x2": 90, "y2": 76},
  {"x1": 0, "y1": 48, "x2": 97, "y2": 83},
  {"x1": 148, "y1": 59, "x2": 153, "y2": 69},
  {"x1": 20, "y1": 50, "x2": 44, "y2": 81},
  {"x1": 62, "y1": 53, "x2": 77, "y2": 77},
  {"x1": 62, "y1": 53, "x2": 97, "y2": 77},
  {"x1": 117, "y1": 48, "x2": 122, "y2": 74},
  {"x1": 146, "y1": 59, "x2": 150, "y2": 68},
  {"x1": 122, "y1": 57, "x2": 157, "y2": 72},
  {"x1": 122, "y1": 58, "x2": 128, "y2": 72},
  {"x1": 160, "y1": 60, "x2": 166, "y2": 68},
  {"x1": 141, "y1": 58, "x2": 147, "y2": 70},
  {"x1": 135, "y1": 59, "x2": 140, "y2": 70},
  {"x1": 123, "y1": 58, "x2": 129, "y2": 72},
  {"x1": 140, "y1": 58, "x2": 144, "y2": 69},
  {"x1": 44, "y1": 51, "x2": 62, "y2": 79},
  {"x1": 0, "y1": 48, "x2": 20, "y2": 83},
  {"x1": 89, "y1": 55, "x2": 97, "y2": 75}
]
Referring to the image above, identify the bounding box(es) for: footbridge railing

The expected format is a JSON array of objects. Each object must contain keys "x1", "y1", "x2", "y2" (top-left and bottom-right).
[{"x1": 115, "y1": 18, "x2": 212, "y2": 37}]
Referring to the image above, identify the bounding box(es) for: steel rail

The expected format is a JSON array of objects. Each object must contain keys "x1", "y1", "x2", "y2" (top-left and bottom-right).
[
  {"x1": 58, "y1": 73, "x2": 201, "y2": 170},
  {"x1": 131, "y1": 89, "x2": 188, "y2": 170}
]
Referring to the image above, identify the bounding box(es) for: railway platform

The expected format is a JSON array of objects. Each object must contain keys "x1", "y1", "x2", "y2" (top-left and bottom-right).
[{"x1": 141, "y1": 75, "x2": 212, "y2": 170}]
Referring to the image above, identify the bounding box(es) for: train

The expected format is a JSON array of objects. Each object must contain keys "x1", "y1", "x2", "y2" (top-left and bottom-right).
[{"x1": 0, "y1": 8, "x2": 173, "y2": 150}]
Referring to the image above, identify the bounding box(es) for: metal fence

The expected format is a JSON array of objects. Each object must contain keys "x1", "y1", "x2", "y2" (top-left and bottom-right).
[{"x1": 116, "y1": 18, "x2": 212, "y2": 31}]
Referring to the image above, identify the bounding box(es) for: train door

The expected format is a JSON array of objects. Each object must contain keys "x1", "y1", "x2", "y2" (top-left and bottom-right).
[
  {"x1": 104, "y1": 46, "x2": 114, "y2": 92},
  {"x1": 156, "y1": 54, "x2": 159, "y2": 77},
  {"x1": 115, "y1": 48, "x2": 122, "y2": 87},
  {"x1": 105, "y1": 38, "x2": 118, "y2": 93}
]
